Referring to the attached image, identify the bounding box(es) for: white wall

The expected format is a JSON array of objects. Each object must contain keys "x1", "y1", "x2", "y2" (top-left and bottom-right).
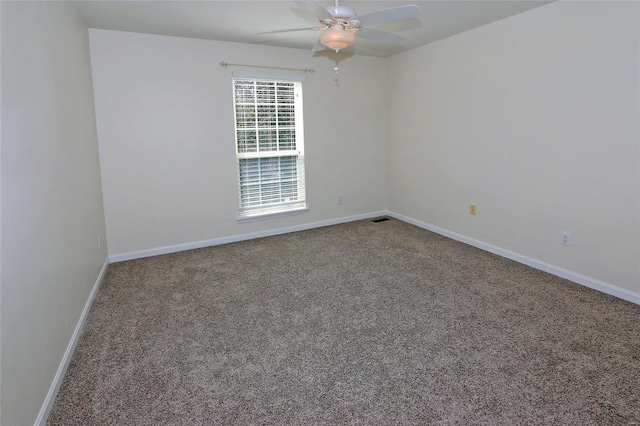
[
  {"x1": 1, "y1": 2, "x2": 108, "y2": 424},
  {"x1": 388, "y1": 1, "x2": 640, "y2": 294},
  {"x1": 89, "y1": 30, "x2": 389, "y2": 258}
]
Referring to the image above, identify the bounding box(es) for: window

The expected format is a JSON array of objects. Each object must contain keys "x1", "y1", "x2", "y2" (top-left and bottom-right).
[{"x1": 232, "y1": 78, "x2": 306, "y2": 220}]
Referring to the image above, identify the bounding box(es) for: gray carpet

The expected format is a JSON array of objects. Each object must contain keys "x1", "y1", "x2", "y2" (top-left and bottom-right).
[{"x1": 48, "y1": 218, "x2": 640, "y2": 425}]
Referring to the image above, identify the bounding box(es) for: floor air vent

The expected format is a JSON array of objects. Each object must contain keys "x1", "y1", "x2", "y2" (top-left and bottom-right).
[{"x1": 371, "y1": 217, "x2": 390, "y2": 223}]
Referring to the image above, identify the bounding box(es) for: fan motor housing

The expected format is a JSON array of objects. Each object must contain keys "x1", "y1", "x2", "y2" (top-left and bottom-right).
[{"x1": 328, "y1": 5, "x2": 356, "y2": 20}]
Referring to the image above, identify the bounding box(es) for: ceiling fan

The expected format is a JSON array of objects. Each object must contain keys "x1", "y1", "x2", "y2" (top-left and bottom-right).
[{"x1": 268, "y1": 0, "x2": 422, "y2": 53}]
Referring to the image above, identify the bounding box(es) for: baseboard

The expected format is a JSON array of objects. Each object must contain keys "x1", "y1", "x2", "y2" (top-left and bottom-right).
[
  {"x1": 35, "y1": 258, "x2": 110, "y2": 426},
  {"x1": 33, "y1": 212, "x2": 636, "y2": 424},
  {"x1": 387, "y1": 211, "x2": 640, "y2": 306},
  {"x1": 109, "y1": 211, "x2": 389, "y2": 263}
]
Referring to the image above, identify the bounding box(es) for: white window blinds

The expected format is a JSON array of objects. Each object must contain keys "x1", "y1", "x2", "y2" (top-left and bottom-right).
[{"x1": 232, "y1": 78, "x2": 306, "y2": 217}]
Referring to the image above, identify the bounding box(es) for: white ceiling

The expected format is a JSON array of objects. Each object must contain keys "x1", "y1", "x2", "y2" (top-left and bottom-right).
[{"x1": 74, "y1": 0, "x2": 553, "y2": 58}]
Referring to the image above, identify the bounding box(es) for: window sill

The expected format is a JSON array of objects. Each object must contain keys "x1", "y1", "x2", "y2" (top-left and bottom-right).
[{"x1": 237, "y1": 206, "x2": 309, "y2": 223}]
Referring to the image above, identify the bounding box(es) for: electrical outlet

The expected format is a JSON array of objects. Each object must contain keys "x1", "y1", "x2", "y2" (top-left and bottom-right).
[
  {"x1": 561, "y1": 231, "x2": 571, "y2": 246},
  {"x1": 469, "y1": 204, "x2": 477, "y2": 215},
  {"x1": 338, "y1": 195, "x2": 344, "y2": 205}
]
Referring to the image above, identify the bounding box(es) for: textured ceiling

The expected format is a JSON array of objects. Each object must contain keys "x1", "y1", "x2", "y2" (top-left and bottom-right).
[{"x1": 74, "y1": 0, "x2": 553, "y2": 57}]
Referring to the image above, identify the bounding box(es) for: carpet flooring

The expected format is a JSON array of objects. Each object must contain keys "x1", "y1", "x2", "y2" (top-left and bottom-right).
[{"x1": 48, "y1": 218, "x2": 640, "y2": 425}]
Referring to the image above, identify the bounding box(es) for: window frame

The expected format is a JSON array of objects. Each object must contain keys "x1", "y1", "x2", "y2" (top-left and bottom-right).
[{"x1": 232, "y1": 77, "x2": 307, "y2": 222}]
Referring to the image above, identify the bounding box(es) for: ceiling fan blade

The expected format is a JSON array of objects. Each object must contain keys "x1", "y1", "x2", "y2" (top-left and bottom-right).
[
  {"x1": 355, "y1": 5, "x2": 421, "y2": 26},
  {"x1": 312, "y1": 38, "x2": 327, "y2": 52},
  {"x1": 258, "y1": 28, "x2": 314, "y2": 35},
  {"x1": 357, "y1": 27, "x2": 403, "y2": 44},
  {"x1": 294, "y1": 0, "x2": 333, "y2": 21}
]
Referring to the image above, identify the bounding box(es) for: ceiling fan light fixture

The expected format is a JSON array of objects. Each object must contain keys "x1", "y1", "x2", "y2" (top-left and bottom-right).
[{"x1": 320, "y1": 26, "x2": 356, "y2": 52}]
